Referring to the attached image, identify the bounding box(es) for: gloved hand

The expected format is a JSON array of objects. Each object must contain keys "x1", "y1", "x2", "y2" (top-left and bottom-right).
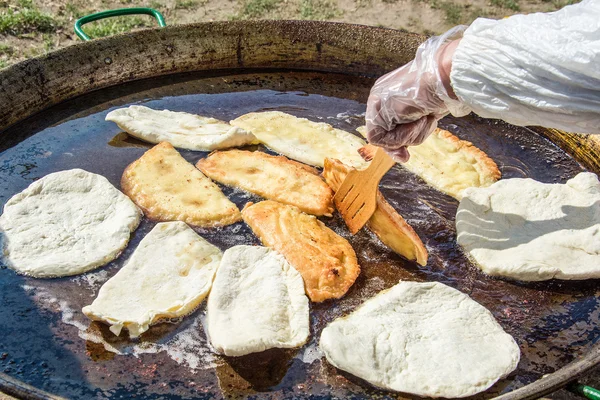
[{"x1": 365, "y1": 26, "x2": 471, "y2": 162}]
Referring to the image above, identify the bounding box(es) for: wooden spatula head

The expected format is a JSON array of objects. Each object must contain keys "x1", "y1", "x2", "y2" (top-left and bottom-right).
[{"x1": 334, "y1": 147, "x2": 396, "y2": 234}]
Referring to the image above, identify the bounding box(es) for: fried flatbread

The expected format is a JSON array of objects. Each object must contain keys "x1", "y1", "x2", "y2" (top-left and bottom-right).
[
  {"x1": 356, "y1": 125, "x2": 367, "y2": 137},
  {"x1": 197, "y1": 150, "x2": 334, "y2": 216},
  {"x1": 241, "y1": 200, "x2": 360, "y2": 303},
  {"x1": 323, "y1": 158, "x2": 427, "y2": 266},
  {"x1": 121, "y1": 142, "x2": 241, "y2": 227},
  {"x1": 83, "y1": 221, "x2": 222, "y2": 337},
  {"x1": 207, "y1": 245, "x2": 309, "y2": 356},
  {"x1": 231, "y1": 111, "x2": 368, "y2": 169},
  {"x1": 357, "y1": 127, "x2": 501, "y2": 200},
  {"x1": 106, "y1": 105, "x2": 258, "y2": 151}
]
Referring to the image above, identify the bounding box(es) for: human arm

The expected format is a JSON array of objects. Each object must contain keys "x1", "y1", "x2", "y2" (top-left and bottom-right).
[{"x1": 366, "y1": 0, "x2": 600, "y2": 161}]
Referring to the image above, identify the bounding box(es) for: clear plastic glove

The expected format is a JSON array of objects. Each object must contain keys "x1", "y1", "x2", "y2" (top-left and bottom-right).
[{"x1": 365, "y1": 26, "x2": 471, "y2": 162}]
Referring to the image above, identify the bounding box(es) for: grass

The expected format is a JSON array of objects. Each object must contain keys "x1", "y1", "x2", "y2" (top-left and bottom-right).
[
  {"x1": 0, "y1": 0, "x2": 57, "y2": 35},
  {"x1": 42, "y1": 32, "x2": 53, "y2": 52},
  {"x1": 491, "y1": 0, "x2": 520, "y2": 11},
  {"x1": 82, "y1": 15, "x2": 149, "y2": 39},
  {"x1": 299, "y1": 0, "x2": 340, "y2": 20},
  {"x1": 429, "y1": 1, "x2": 483, "y2": 25},
  {"x1": 148, "y1": 0, "x2": 163, "y2": 9},
  {"x1": 0, "y1": 0, "x2": 584, "y2": 70},
  {"x1": 175, "y1": 0, "x2": 198, "y2": 10},
  {"x1": 432, "y1": 1, "x2": 463, "y2": 25},
  {"x1": 63, "y1": 2, "x2": 87, "y2": 19},
  {"x1": 545, "y1": 0, "x2": 580, "y2": 7},
  {"x1": 0, "y1": 43, "x2": 14, "y2": 56},
  {"x1": 237, "y1": 0, "x2": 282, "y2": 19},
  {"x1": 148, "y1": 0, "x2": 173, "y2": 13}
]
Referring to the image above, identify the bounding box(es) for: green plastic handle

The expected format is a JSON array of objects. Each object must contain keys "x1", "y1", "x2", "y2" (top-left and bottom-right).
[
  {"x1": 74, "y1": 7, "x2": 166, "y2": 41},
  {"x1": 569, "y1": 383, "x2": 600, "y2": 400}
]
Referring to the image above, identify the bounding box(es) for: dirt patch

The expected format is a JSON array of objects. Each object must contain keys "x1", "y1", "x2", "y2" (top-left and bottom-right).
[{"x1": 0, "y1": 0, "x2": 580, "y2": 68}]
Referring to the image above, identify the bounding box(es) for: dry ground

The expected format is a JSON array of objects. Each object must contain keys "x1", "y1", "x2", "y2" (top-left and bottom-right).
[{"x1": 0, "y1": 0, "x2": 579, "y2": 68}]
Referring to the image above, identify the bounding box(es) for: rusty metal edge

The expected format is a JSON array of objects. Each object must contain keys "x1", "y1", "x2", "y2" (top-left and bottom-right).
[
  {"x1": 495, "y1": 344, "x2": 600, "y2": 400},
  {"x1": 0, "y1": 20, "x2": 599, "y2": 400},
  {"x1": 0, "y1": 20, "x2": 424, "y2": 132},
  {"x1": 529, "y1": 127, "x2": 600, "y2": 175},
  {"x1": 0, "y1": 373, "x2": 65, "y2": 400}
]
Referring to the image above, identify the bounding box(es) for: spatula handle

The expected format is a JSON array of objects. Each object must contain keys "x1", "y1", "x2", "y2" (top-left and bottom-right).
[{"x1": 364, "y1": 147, "x2": 396, "y2": 183}]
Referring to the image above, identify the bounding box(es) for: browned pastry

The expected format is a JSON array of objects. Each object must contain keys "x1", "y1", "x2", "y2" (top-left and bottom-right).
[
  {"x1": 242, "y1": 200, "x2": 360, "y2": 303},
  {"x1": 197, "y1": 149, "x2": 334, "y2": 216},
  {"x1": 121, "y1": 142, "x2": 241, "y2": 227},
  {"x1": 323, "y1": 157, "x2": 428, "y2": 266},
  {"x1": 357, "y1": 127, "x2": 501, "y2": 200}
]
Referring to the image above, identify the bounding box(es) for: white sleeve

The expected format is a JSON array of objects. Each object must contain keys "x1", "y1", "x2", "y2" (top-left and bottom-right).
[{"x1": 449, "y1": 0, "x2": 600, "y2": 134}]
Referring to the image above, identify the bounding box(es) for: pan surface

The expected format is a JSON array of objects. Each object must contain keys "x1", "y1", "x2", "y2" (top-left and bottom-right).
[{"x1": 0, "y1": 67, "x2": 599, "y2": 400}]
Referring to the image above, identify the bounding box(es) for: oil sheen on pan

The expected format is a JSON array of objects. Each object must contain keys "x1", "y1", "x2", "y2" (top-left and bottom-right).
[{"x1": 0, "y1": 70, "x2": 596, "y2": 400}]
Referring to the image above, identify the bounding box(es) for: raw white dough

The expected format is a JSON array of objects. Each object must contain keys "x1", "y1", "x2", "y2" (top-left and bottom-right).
[
  {"x1": 0, "y1": 169, "x2": 141, "y2": 278},
  {"x1": 231, "y1": 111, "x2": 368, "y2": 168},
  {"x1": 106, "y1": 105, "x2": 258, "y2": 151},
  {"x1": 457, "y1": 172, "x2": 600, "y2": 281},
  {"x1": 207, "y1": 245, "x2": 309, "y2": 356},
  {"x1": 320, "y1": 281, "x2": 520, "y2": 398},
  {"x1": 83, "y1": 221, "x2": 222, "y2": 337}
]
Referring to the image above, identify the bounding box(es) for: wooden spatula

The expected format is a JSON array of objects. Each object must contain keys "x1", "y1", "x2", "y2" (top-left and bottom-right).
[{"x1": 334, "y1": 146, "x2": 396, "y2": 234}]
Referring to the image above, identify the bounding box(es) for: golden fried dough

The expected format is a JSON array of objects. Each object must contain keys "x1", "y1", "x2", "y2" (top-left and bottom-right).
[
  {"x1": 231, "y1": 111, "x2": 368, "y2": 169},
  {"x1": 121, "y1": 142, "x2": 241, "y2": 227},
  {"x1": 242, "y1": 200, "x2": 360, "y2": 303},
  {"x1": 197, "y1": 150, "x2": 334, "y2": 216},
  {"x1": 357, "y1": 127, "x2": 501, "y2": 200},
  {"x1": 323, "y1": 158, "x2": 428, "y2": 266}
]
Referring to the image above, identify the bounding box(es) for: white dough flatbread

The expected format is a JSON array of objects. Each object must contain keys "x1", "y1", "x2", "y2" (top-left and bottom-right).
[
  {"x1": 207, "y1": 245, "x2": 309, "y2": 356},
  {"x1": 0, "y1": 169, "x2": 141, "y2": 278},
  {"x1": 231, "y1": 111, "x2": 368, "y2": 168},
  {"x1": 83, "y1": 221, "x2": 222, "y2": 337},
  {"x1": 106, "y1": 105, "x2": 258, "y2": 151},
  {"x1": 320, "y1": 281, "x2": 520, "y2": 398},
  {"x1": 457, "y1": 172, "x2": 600, "y2": 281}
]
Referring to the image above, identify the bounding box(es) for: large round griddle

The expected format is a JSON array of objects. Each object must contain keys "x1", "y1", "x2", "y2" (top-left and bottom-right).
[{"x1": 0, "y1": 21, "x2": 599, "y2": 400}]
